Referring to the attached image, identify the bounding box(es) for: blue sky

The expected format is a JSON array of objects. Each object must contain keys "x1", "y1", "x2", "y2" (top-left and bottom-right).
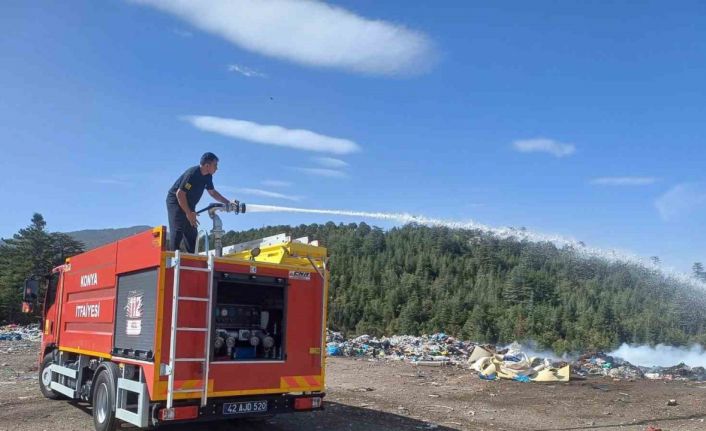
[{"x1": 1, "y1": 1, "x2": 704, "y2": 273}]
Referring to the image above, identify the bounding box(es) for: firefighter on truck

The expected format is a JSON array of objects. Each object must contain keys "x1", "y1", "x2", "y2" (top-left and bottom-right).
[{"x1": 166, "y1": 152, "x2": 240, "y2": 253}]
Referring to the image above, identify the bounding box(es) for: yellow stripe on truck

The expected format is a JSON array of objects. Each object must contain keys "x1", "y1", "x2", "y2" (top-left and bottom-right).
[{"x1": 280, "y1": 375, "x2": 323, "y2": 390}]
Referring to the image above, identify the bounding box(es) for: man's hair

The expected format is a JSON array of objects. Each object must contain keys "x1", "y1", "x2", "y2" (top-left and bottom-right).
[{"x1": 200, "y1": 152, "x2": 219, "y2": 165}]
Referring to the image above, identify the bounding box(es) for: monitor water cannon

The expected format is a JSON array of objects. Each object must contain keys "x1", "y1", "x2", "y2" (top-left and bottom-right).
[{"x1": 196, "y1": 202, "x2": 247, "y2": 256}]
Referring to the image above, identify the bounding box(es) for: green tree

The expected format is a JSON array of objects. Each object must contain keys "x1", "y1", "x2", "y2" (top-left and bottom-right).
[
  {"x1": 0, "y1": 214, "x2": 84, "y2": 323},
  {"x1": 693, "y1": 262, "x2": 705, "y2": 281}
]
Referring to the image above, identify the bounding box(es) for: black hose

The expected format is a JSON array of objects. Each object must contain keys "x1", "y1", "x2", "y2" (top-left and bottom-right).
[
  {"x1": 196, "y1": 202, "x2": 246, "y2": 214},
  {"x1": 196, "y1": 203, "x2": 225, "y2": 214}
]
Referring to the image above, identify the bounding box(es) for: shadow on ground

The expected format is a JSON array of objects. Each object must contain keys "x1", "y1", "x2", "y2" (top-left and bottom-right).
[{"x1": 119, "y1": 402, "x2": 460, "y2": 431}]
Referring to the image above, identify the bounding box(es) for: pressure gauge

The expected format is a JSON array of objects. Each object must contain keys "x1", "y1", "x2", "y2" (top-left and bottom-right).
[
  {"x1": 263, "y1": 336, "x2": 275, "y2": 349},
  {"x1": 214, "y1": 336, "x2": 225, "y2": 349}
]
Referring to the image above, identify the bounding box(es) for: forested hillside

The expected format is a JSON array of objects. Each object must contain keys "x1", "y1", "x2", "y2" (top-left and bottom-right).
[
  {"x1": 223, "y1": 222, "x2": 706, "y2": 353},
  {"x1": 2, "y1": 215, "x2": 706, "y2": 353}
]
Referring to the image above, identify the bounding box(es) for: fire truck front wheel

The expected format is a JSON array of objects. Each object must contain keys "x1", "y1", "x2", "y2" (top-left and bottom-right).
[
  {"x1": 92, "y1": 368, "x2": 118, "y2": 431},
  {"x1": 39, "y1": 354, "x2": 60, "y2": 400}
]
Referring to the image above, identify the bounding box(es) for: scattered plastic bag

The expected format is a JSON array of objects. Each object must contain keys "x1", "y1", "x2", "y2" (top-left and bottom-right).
[{"x1": 0, "y1": 323, "x2": 41, "y2": 342}]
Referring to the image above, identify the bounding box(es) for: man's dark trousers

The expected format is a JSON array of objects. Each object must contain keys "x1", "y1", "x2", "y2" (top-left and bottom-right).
[{"x1": 167, "y1": 202, "x2": 197, "y2": 253}]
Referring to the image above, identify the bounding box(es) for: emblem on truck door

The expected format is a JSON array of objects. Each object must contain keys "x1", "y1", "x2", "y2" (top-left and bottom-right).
[{"x1": 125, "y1": 291, "x2": 143, "y2": 336}]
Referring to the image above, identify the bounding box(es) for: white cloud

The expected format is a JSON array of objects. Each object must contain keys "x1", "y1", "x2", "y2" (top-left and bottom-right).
[
  {"x1": 512, "y1": 138, "x2": 576, "y2": 158},
  {"x1": 296, "y1": 167, "x2": 348, "y2": 178},
  {"x1": 227, "y1": 64, "x2": 266, "y2": 78},
  {"x1": 184, "y1": 115, "x2": 361, "y2": 155},
  {"x1": 590, "y1": 177, "x2": 658, "y2": 186},
  {"x1": 236, "y1": 188, "x2": 301, "y2": 201},
  {"x1": 130, "y1": 0, "x2": 435, "y2": 75},
  {"x1": 313, "y1": 157, "x2": 348, "y2": 168},
  {"x1": 262, "y1": 180, "x2": 291, "y2": 188},
  {"x1": 655, "y1": 182, "x2": 706, "y2": 221}
]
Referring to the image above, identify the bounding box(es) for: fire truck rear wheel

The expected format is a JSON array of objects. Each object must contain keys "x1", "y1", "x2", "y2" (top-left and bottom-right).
[
  {"x1": 92, "y1": 369, "x2": 118, "y2": 431},
  {"x1": 39, "y1": 354, "x2": 61, "y2": 400}
]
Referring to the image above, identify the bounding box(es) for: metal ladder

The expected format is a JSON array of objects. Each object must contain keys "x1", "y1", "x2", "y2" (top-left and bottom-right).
[{"x1": 166, "y1": 250, "x2": 215, "y2": 409}]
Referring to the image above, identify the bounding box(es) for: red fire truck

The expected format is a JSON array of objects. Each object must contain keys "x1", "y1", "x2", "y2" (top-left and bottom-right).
[{"x1": 22, "y1": 205, "x2": 328, "y2": 430}]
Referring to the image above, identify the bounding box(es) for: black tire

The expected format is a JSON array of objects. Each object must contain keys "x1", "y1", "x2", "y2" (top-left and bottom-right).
[
  {"x1": 39, "y1": 354, "x2": 60, "y2": 400},
  {"x1": 92, "y1": 369, "x2": 118, "y2": 431}
]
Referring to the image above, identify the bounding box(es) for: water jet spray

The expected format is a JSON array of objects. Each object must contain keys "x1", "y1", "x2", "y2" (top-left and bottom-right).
[{"x1": 220, "y1": 203, "x2": 706, "y2": 290}]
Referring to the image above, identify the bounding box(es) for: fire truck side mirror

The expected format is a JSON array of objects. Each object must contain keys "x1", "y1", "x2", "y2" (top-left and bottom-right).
[
  {"x1": 23, "y1": 279, "x2": 40, "y2": 302},
  {"x1": 21, "y1": 301, "x2": 34, "y2": 314},
  {"x1": 21, "y1": 279, "x2": 40, "y2": 314}
]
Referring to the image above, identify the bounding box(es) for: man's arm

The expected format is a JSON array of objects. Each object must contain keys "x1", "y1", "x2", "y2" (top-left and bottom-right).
[
  {"x1": 207, "y1": 189, "x2": 233, "y2": 205},
  {"x1": 176, "y1": 189, "x2": 199, "y2": 227}
]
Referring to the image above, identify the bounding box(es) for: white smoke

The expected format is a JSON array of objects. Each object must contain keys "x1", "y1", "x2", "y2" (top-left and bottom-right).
[
  {"x1": 246, "y1": 203, "x2": 706, "y2": 290},
  {"x1": 609, "y1": 343, "x2": 706, "y2": 368},
  {"x1": 501, "y1": 341, "x2": 572, "y2": 362}
]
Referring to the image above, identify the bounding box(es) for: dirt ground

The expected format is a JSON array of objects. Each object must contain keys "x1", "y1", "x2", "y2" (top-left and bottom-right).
[{"x1": 2, "y1": 340, "x2": 706, "y2": 431}]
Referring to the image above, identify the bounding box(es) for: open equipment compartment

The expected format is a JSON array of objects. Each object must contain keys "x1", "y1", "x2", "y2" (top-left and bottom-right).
[{"x1": 211, "y1": 272, "x2": 287, "y2": 361}]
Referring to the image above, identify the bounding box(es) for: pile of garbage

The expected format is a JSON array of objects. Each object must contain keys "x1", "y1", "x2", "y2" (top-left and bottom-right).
[
  {"x1": 326, "y1": 332, "x2": 570, "y2": 382},
  {"x1": 574, "y1": 352, "x2": 706, "y2": 382},
  {"x1": 574, "y1": 352, "x2": 643, "y2": 380},
  {"x1": 326, "y1": 331, "x2": 569, "y2": 381},
  {"x1": 0, "y1": 323, "x2": 41, "y2": 342},
  {"x1": 649, "y1": 363, "x2": 706, "y2": 381},
  {"x1": 326, "y1": 331, "x2": 706, "y2": 382},
  {"x1": 326, "y1": 331, "x2": 474, "y2": 365}
]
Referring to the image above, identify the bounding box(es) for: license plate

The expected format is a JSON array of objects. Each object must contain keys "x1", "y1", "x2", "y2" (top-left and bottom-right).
[{"x1": 222, "y1": 400, "x2": 268, "y2": 415}]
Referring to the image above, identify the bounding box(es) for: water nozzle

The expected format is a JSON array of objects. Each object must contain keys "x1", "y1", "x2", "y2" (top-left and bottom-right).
[{"x1": 233, "y1": 202, "x2": 246, "y2": 215}]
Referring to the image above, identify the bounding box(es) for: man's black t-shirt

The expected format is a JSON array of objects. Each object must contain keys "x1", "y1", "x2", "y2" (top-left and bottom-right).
[{"x1": 166, "y1": 166, "x2": 214, "y2": 211}]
